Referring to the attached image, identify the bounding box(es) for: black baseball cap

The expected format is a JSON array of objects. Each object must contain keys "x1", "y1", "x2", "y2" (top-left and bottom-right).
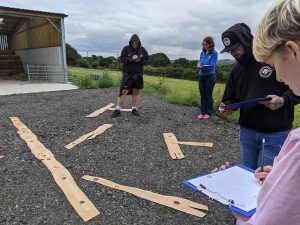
[{"x1": 220, "y1": 32, "x2": 240, "y2": 53}]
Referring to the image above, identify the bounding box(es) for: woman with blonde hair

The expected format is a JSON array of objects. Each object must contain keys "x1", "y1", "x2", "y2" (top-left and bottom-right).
[
  {"x1": 215, "y1": 1, "x2": 300, "y2": 225},
  {"x1": 233, "y1": 0, "x2": 300, "y2": 224}
]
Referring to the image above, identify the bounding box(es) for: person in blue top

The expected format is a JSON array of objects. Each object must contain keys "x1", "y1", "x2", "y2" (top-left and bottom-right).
[{"x1": 196, "y1": 36, "x2": 218, "y2": 119}]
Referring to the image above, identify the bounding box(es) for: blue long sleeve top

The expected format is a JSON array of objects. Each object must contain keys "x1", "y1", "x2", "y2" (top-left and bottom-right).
[{"x1": 199, "y1": 49, "x2": 218, "y2": 76}]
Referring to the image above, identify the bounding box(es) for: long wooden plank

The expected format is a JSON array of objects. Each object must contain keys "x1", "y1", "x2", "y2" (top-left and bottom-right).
[
  {"x1": 65, "y1": 124, "x2": 113, "y2": 150},
  {"x1": 10, "y1": 117, "x2": 100, "y2": 222},
  {"x1": 176, "y1": 142, "x2": 213, "y2": 148},
  {"x1": 86, "y1": 103, "x2": 115, "y2": 118},
  {"x1": 163, "y1": 133, "x2": 185, "y2": 160},
  {"x1": 82, "y1": 175, "x2": 208, "y2": 218}
]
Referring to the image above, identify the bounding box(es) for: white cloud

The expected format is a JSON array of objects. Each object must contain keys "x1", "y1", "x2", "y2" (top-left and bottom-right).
[{"x1": 0, "y1": 0, "x2": 274, "y2": 60}]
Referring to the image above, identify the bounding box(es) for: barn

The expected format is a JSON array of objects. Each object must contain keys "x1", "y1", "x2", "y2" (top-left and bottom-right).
[{"x1": 0, "y1": 6, "x2": 68, "y2": 83}]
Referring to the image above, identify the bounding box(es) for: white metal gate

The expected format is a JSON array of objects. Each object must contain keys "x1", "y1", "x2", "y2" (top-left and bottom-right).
[
  {"x1": 27, "y1": 64, "x2": 65, "y2": 83},
  {"x1": 0, "y1": 35, "x2": 8, "y2": 50}
]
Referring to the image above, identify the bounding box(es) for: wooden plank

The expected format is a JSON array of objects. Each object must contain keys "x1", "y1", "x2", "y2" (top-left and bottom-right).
[
  {"x1": 87, "y1": 124, "x2": 113, "y2": 140},
  {"x1": 65, "y1": 124, "x2": 113, "y2": 150},
  {"x1": 86, "y1": 103, "x2": 115, "y2": 118},
  {"x1": 163, "y1": 133, "x2": 185, "y2": 160},
  {"x1": 82, "y1": 175, "x2": 208, "y2": 218},
  {"x1": 0, "y1": 156, "x2": 4, "y2": 159},
  {"x1": 9, "y1": 117, "x2": 100, "y2": 222},
  {"x1": 176, "y1": 142, "x2": 213, "y2": 148},
  {"x1": 107, "y1": 108, "x2": 132, "y2": 112}
]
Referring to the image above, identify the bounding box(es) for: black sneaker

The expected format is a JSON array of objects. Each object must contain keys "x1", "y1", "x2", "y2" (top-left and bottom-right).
[
  {"x1": 111, "y1": 109, "x2": 121, "y2": 118},
  {"x1": 132, "y1": 108, "x2": 140, "y2": 116}
]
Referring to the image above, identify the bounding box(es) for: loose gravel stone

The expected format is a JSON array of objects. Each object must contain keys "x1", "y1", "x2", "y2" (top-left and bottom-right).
[{"x1": 0, "y1": 88, "x2": 241, "y2": 225}]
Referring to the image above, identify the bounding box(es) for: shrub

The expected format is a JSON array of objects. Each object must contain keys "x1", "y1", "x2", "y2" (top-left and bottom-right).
[
  {"x1": 91, "y1": 61, "x2": 98, "y2": 68},
  {"x1": 97, "y1": 71, "x2": 114, "y2": 88},
  {"x1": 77, "y1": 75, "x2": 98, "y2": 89}
]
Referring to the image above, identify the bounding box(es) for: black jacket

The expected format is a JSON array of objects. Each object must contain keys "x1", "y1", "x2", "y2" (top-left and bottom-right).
[
  {"x1": 121, "y1": 34, "x2": 148, "y2": 75},
  {"x1": 222, "y1": 23, "x2": 300, "y2": 132}
]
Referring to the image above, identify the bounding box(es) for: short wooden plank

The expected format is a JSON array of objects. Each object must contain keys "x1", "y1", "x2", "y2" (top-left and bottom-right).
[
  {"x1": 107, "y1": 108, "x2": 132, "y2": 112},
  {"x1": 86, "y1": 103, "x2": 115, "y2": 118},
  {"x1": 163, "y1": 133, "x2": 185, "y2": 160},
  {"x1": 10, "y1": 117, "x2": 100, "y2": 222},
  {"x1": 176, "y1": 142, "x2": 213, "y2": 148},
  {"x1": 82, "y1": 175, "x2": 208, "y2": 218},
  {"x1": 87, "y1": 124, "x2": 113, "y2": 140},
  {"x1": 65, "y1": 124, "x2": 113, "y2": 150}
]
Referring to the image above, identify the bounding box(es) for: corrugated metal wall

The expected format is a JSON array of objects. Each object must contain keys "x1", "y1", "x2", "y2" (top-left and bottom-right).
[{"x1": 11, "y1": 18, "x2": 61, "y2": 50}]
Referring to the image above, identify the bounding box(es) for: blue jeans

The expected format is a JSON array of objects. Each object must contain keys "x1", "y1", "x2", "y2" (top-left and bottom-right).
[
  {"x1": 198, "y1": 75, "x2": 215, "y2": 115},
  {"x1": 239, "y1": 127, "x2": 290, "y2": 169}
]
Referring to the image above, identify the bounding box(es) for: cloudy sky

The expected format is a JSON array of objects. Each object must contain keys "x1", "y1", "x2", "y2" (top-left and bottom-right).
[{"x1": 0, "y1": 0, "x2": 274, "y2": 60}]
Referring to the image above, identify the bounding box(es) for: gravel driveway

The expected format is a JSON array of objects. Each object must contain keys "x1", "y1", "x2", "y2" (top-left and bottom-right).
[{"x1": 0, "y1": 88, "x2": 241, "y2": 225}]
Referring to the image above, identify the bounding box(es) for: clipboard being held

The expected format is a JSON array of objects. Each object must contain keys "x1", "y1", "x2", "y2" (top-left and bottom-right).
[
  {"x1": 183, "y1": 165, "x2": 262, "y2": 217},
  {"x1": 221, "y1": 97, "x2": 272, "y2": 110}
]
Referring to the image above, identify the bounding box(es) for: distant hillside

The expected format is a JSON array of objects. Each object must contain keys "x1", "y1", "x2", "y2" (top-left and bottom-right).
[{"x1": 218, "y1": 59, "x2": 236, "y2": 65}]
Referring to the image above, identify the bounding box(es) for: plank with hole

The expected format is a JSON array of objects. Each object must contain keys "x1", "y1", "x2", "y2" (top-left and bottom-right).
[
  {"x1": 10, "y1": 117, "x2": 100, "y2": 222},
  {"x1": 82, "y1": 175, "x2": 208, "y2": 218}
]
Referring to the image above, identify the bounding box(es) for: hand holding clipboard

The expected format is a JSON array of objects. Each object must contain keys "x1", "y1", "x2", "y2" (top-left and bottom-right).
[{"x1": 220, "y1": 97, "x2": 272, "y2": 110}]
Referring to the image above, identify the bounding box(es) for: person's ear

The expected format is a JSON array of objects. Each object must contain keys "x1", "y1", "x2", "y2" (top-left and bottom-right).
[{"x1": 285, "y1": 41, "x2": 300, "y2": 63}]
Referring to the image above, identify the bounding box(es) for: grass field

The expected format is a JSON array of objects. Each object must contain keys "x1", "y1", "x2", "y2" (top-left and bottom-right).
[{"x1": 68, "y1": 67, "x2": 300, "y2": 127}]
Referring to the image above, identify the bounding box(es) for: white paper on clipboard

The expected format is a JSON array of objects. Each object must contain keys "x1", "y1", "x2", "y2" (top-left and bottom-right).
[{"x1": 187, "y1": 166, "x2": 262, "y2": 212}]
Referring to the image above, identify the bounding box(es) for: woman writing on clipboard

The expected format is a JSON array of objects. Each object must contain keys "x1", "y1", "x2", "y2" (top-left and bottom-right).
[{"x1": 196, "y1": 37, "x2": 218, "y2": 119}]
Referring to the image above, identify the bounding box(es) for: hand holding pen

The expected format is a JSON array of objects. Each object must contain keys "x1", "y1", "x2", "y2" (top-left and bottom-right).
[
  {"x1": 255, "y1": 165, "x2": 272, "y2": 183},
  {"x1": 254, "y1": 138, "x2": 273, "y2": 184}
]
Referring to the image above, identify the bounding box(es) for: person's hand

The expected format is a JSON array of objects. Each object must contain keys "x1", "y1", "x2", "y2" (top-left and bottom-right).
[
  {"x1": 254, "y1": 165, "x2": 273, "y2": 182},
  {"x1": 260, "y1": 95, "x2": 284, "y2": 110},
  {"x1": 196, "y1": 62, "x2": 202, "y2": 69},
  {"x1": 218, "y1": 103, "x2": 233, "y2": 116},
  {"x1": 211, "y1": 161, "x2": 232, "y2": 173},
  {"x1": 135, "y1": 58, "x2": 141, "y2": 62},
  {"x1": 132, "y1": 55, "x2": 139, "y2": 60}
]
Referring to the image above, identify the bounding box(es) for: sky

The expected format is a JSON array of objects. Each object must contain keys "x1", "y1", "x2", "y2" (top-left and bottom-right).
[{"x1": 0, "y1": 0, "x2": 274, "y2": 60}]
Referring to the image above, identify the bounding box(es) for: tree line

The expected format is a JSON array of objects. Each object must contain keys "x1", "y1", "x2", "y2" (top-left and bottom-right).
[{"x1": 66, "y1": 43, "x2": 234, "y2": 83}]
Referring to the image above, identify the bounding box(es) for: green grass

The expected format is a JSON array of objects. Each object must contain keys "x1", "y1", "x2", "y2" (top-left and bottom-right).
[{"x1": 68, "y1": 67, "x2": 300, "y2": 127}]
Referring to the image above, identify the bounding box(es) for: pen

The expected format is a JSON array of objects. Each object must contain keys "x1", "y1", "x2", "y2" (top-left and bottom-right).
[
  {"x1": 260, "y1": 138, "x2": 265, "y2": 184},
  {"x1": 199, "y1": 183, "x2": 235, "y2": 205}
]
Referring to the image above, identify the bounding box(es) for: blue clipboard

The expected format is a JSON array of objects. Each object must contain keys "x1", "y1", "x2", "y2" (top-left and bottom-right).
[
  {"x1": 221, "y1": 97, "x2": 272, "y2": 110},
  {"x1": 183, "y1": 164, "x2": 259, "y2": 217}
]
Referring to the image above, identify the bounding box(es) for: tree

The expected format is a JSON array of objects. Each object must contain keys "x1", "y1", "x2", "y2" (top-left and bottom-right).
[
  {"x1": 66, "y1": 43, "x2": 81, "y2": 66},
  {"x1": 99, "y1": 56, "x2": 116, "y2": 68},
  {"x1": 148, "y1": 53, "x2": 171, "y2": 67},
  {"x1": 173, "y1": 58, "x2": 190, "y2": 68},
  {"x1": 189, "y1": 60, "x2": 198, "y2": 69},
  {"x1": 78, "y1": 58, "x2": 89, "y2": 68}
]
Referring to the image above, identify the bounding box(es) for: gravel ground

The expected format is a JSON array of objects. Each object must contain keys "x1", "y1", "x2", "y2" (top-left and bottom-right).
[{"x1": 0, "y1": 88, "x2": 241, "y2": 225}]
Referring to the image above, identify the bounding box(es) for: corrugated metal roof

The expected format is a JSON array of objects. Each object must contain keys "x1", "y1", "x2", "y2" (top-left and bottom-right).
[{"x1": 0, "y1": 6, "x2": 68, "y2": 18}]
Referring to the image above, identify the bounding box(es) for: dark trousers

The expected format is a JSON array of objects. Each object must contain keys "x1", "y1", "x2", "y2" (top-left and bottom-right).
[{"x1": 198, "y1": 75, "x2": 215, "y2": 115}]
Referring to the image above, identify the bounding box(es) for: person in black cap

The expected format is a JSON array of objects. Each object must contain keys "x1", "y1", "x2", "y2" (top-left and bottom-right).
[
  {"x1": 218, "y1": 23, "x2": 300, "y2": 169},
  {"x1": 111, "y1": 34, "x2": 148, "y2": 118}
]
